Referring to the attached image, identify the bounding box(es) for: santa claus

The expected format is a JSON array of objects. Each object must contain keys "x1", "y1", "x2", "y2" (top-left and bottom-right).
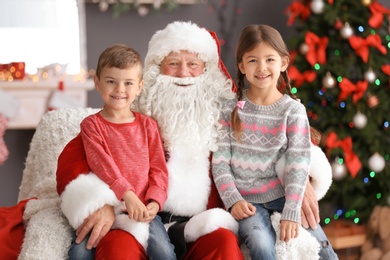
[
  {"x1": 57, "y1": 21, "x2": 243, "y2": 259},
  {"x1": 57, "y1": 21, "x2": 336, "y2": 259}
]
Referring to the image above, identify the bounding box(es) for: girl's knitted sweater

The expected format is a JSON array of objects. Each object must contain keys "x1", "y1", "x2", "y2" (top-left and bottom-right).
[{"x1": 212, "y1": 93, "x2": 311, "y2": 223}]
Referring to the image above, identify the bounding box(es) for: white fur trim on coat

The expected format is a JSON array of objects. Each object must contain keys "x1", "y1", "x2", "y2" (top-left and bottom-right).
[
  {"x1": 112, "y1": 214, "x2": 149, "y2": 250},
  {"x1": 60, "y1": 173, "x2": 150, "y2": 250},
  {"x1": 275, "y1": 144, "x2": 332, "y2": 200},
  {"x1": 184, "y1": 208, "x2": 238, "y2": 242},
  {"x1": 61, "y1": 173, "x2": 120, "y2": 229}
]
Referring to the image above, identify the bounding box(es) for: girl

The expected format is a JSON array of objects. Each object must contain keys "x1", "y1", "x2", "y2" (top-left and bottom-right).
[{"x1": 212, "y1": 24, "x2": 311, "y2": 259}]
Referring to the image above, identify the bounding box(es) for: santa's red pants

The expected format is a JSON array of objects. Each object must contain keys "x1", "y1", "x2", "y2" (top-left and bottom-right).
[{"x1": 95, "y1": 228, "x2": 244, "y2": 260}]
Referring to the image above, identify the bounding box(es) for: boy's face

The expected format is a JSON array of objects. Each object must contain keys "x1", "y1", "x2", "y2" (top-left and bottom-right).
[{"x1": 94, "y1": 65, "x2": 143, "y2": 112}]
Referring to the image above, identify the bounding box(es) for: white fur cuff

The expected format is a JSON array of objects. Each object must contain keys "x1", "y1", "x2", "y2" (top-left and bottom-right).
[
  {"x1": 308, "y1": 145, "x2": 333, "y2": 200},
  {"x1": 112, "y1": 214, "x2": 149, "y2": 250},
  {"x1": 60, "y1": 173, "x2": 121, "y2": 229},
  {"x1": 184, "y1": 208, "x2": 238, "y2": 242}
]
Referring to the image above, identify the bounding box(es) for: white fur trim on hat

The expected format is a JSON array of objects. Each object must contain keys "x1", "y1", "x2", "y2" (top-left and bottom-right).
[
  {"x1": 275, "y1": 143, "x2": 332, "y2": 201},
  {"x1": 144, "y1": 21, "x2": 219, "y2": 69}
]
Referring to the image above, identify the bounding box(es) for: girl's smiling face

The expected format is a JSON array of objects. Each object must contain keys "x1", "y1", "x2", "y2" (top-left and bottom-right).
[{"x1": 239, "y1": 41, "x2": 288, "y2": 92}]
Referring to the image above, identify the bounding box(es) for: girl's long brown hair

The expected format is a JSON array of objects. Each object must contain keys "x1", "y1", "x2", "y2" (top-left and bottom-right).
[{"x1": 232, "y1": 24, "x2": 297, "y2": 140}]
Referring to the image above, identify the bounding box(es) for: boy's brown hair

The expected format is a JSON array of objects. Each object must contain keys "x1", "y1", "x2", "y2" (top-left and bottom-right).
[{"x1": 95, "y1": 44, "x2": 143, "y2": 79}]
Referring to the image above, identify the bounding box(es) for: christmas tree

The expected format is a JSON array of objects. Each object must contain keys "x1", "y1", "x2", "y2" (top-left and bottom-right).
[{"x1": 285, "y1": 0, "x2": 390, "y2": 223}]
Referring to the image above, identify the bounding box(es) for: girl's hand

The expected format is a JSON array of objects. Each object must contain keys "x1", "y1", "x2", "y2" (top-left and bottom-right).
[
  {"x1": 230, "y1": 200, "x2": 256, "y2": 220},
  {"x1": 279, "y1": 220, "x2": 299, "y2": 242},
  {"x1": 123, "y1": 190, "x2": 149, "y2": 221}
]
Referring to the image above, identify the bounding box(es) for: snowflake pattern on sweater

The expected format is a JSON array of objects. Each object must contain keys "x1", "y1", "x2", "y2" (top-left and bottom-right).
[{"x1": 212, "y1": 93, "x2": 311, "y2": 223}]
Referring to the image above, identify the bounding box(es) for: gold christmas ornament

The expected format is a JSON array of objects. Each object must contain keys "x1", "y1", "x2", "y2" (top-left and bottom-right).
[
  {"x1": 311, "y1": 0, "x2": 325, "y2": 14},
  {"x1": 364, "y1": 68, "x2": 376, "y2": 83},
  {"x1": 331, "y1": 160, "x2": 348, "y2": 181},
  {"x1": 361, "y1": 0, "x2": 372, "y2": 6},
  {"x1": 340, "y1": 22, "x2": 354, "y2": 39},
  {"x1": 322, "y1": 72, "x2": 336, "y2": 89},
  {"x1": 353, "y1": 111, "x2": 368, "y2": 129},
  {"x1": 299, "y1": 43, "x2": 309, "y2": 55},
  {"x1": 368, "y1": 153, "x2": 386, "y2": 173}
]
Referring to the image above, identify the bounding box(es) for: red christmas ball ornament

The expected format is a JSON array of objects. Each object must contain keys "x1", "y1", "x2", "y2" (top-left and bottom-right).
[
  {"x1": 367, "y1": 94, "x2": 379, "y2": 108},
  {"x1": 334, "y1": 19, "x2": 343, "y2": 30}
]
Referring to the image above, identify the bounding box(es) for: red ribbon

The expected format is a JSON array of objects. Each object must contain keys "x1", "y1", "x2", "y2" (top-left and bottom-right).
[
  {"x1": 369, "y1": 2, "x2": 390, "y2": 28},
  {"x1": 285, "y1": 1, "x2": 311, "y2": 26},
  {"x1": 305, "y1": 32, "x2": 328, "y2": 66},
  {"x1": 326, "y1": 132, "x2": 362, "y2": 178},
  {"x1": 349, "y1": 34, "x2": 387, "y2": 63},
  {"x1": 288, "y1": 66, "x2": 316, "y2": 87},
  {"x1": 338, "y1": 78, "x2": 368, "y2": 104},
  {"x1": 381, "y1": 64, "x2": 390, "y2": 76}
]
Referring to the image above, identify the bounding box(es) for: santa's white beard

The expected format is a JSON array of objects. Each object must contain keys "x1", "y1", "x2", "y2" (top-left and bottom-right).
[{"x1": 148, "y1": 74, "x2": 217, "y2": 157}]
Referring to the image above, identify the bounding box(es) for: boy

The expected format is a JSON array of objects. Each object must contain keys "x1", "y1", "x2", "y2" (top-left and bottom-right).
[{"x1": 63, "y1": 44, "x2": 175, "y2": 260}]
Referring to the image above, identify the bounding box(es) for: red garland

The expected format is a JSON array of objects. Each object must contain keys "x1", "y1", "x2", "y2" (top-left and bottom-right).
[{"x1": 325, "y1": 132, "x2": 362, "y2": 178}]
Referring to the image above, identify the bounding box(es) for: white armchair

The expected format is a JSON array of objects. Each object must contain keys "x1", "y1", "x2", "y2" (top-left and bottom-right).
[{"x1": 17, "y1": 107, "x2": 99, "y2": 259}]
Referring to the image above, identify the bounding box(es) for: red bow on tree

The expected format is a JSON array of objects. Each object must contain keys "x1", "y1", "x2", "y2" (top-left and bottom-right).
[
  {"x1": 349, "y1": 34, "x2": 387, "y2": 63},
  {"x1": 288, "y1": 66, "x2": 317, "y2": 87},
  {"x1": 285, "y1": 1, "x2": 311, "y2": 26},
  {"x1": 369, "y1": 2, "x2": 390, "y2": 28},
  {"x1": 381, "y1": 64, "x2": 390, "y2": 76},
  {"x1": 305, "y1": 32, "x2": 328, "y2": 66},
  {"x1": 338, "y1": 78, "x2": 368, "y2": 104},
  {"x1": 325, "y1": 132, "x2": 362, "y2": 178}
]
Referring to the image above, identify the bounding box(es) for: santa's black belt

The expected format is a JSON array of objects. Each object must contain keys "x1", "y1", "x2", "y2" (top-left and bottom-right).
[{"x1": 158, "y1": 211, "x2": 190, "y2": 224}]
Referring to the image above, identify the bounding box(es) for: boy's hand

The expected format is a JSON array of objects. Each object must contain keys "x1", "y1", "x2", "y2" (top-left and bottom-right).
[
  {"x1": 142, "y1": 200, "x2": 159, "y2": 223},
  {"x1": 230, "y1": 200, "x2": 256, "y2": 220},
  {"x1": 123, "y1": 190, "x2": 149, "y2": 221},
  {"x1": 279, "y1": 220, "x2": 299, "y2": 242}
]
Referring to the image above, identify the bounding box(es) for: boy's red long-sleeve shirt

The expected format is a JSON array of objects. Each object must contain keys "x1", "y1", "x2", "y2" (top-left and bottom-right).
[{"x1": 79, "y1": 111, "x2": 168, "y2": 210}]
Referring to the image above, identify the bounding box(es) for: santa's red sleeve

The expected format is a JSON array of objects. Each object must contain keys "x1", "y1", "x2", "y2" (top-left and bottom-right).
[
  {"x1": 56, "y1": 133, "x2": 90, "y2": 195},
  {"x1": 57, "y1": 133, "x2": 120, "y2": 229}
]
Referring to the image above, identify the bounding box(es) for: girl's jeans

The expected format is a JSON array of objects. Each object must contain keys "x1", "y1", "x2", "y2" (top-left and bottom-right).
[{"x1": 238, "y1": 197, "x2": 338, "y2": 260}]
